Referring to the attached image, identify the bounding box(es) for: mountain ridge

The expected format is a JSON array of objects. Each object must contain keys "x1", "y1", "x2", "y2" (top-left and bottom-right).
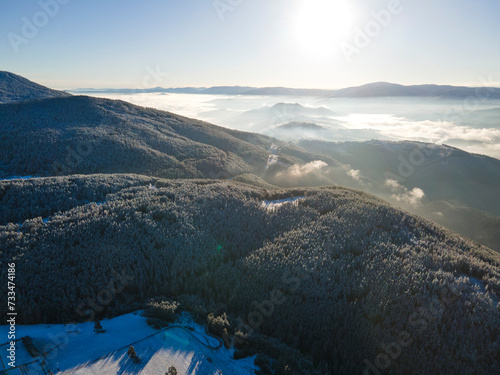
[
  {"x1": 0, "y1": 71, "x2": 71, "y2": 103},
  {"x1": 0, "y1": 94, "x2": 334, "y2": 182},
  {"x1": 68, "y1": 81, "x2": 500, "y2": 98}
]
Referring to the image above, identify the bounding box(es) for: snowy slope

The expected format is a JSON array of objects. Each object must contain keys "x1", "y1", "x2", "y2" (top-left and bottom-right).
[
  {"x1": 0, "y1": 312, "x2": 257, "y2": 375},
  {"x1": 261, "y1": 197, "x2": 305, "y2": 211}
]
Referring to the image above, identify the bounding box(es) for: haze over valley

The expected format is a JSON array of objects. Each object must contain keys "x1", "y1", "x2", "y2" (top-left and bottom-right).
[{"x1": 77, "y1": 90, "x2": 500, "y2": 159}]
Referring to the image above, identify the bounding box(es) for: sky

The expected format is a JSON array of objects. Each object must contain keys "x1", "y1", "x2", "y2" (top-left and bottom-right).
[{"x1": 1, "y1": 0, "x2": 500, "y2": 89}]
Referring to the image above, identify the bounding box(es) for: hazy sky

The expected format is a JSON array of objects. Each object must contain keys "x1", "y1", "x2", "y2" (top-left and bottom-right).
[{"x1": 1, "y1": 0, "x2": 500, "y2": 89}]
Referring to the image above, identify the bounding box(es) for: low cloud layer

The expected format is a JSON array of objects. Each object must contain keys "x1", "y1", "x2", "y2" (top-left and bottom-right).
[
  {"x1": 285, "y1": 160, "x2": 328, "y2": 177},
  {"x1": 385, "y1": 179, "x2": 425, "y2": 207},
  {"x1": 87, "y1": 93, "x2": 500, "y2": 159},
  {"x1": 343, "y1": 114, "x2": 500, "y2": 159},
  {"x1": 347, "y1": 169, "x2": 361, "y2": 181},
  {"x1": 270, "y1": 160, "x2": 331, "y2": 187}
]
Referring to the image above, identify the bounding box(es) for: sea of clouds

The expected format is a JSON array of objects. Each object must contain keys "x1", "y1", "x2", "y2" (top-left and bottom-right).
[{"x1": 85, "y1": 93, "x2": 500, "y2": 159}]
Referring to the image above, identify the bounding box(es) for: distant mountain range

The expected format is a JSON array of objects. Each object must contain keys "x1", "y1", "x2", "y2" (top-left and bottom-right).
[
  {"x1": 264, "y1": 121, "x2": 386, "y2": 142},
  {"x1": 330, "y1": 82, "x2": 500, "y2": 98},
  {"x1": 69, "y1": 86, "x2": 334, "y2": 97},
  {"x1": 239, "y1": 103, "x2": 336, "y2": 127},
  {"x1": 70, "y1": 81, "x2": 500, "y2": 98},
  {"x1": 200, "y1": 103, "x2": 342, "y2": 133}
]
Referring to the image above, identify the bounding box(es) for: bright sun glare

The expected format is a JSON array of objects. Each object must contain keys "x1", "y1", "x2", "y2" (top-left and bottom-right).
[{"x1": 295, "y1": 0, "x2": 353, "y2": 57}]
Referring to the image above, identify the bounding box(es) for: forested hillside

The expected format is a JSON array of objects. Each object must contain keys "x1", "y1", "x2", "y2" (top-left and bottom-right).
[
  {"x1": 2, "y1": 73, "x2": 500, "y2": 374},
  {"x1": 299, "y1": 140, "x2": 500, "y2": 216},
  {"x1": 2, "y1": 72, "x2": 499, "y2": 254},
  {"x1": 0, "y1": 94, "x2": 329, "y2": 181},
  {"x1": 299, "y1": 139, "x2": 500, "y2": 252},
  {"x1": 1, "y1": 175, "x2": 499, "y2": 374},
  {"x1": 0, "y1": 71, "x2": 71, "y2": 103}
]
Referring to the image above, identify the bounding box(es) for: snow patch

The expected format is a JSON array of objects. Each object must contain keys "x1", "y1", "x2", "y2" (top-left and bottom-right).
[
  {"x1": 261, "y1": 196, "x2": 305, "y2": 210},
  {"x1": 266, "y1": 143, "x2": 280, "y2": 169},
  {"x1": 269, "y1": 143, "x2": 280, "y2": 155},
  {"x1": 19, "y1": 200, "x2": 108, "y2": 228},
  {"x1": 267, "y1": 154, "x2": 279, "y2": 168}
]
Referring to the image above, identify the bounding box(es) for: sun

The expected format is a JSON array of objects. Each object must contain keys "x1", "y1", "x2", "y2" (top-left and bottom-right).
[{"x1": 295, "y1": 0, "x2": 353, "y2": 57}]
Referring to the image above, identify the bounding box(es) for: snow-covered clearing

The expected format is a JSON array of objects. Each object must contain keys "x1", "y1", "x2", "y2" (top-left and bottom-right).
[
  {"x1": 0, "y1": 312, "x2": 257, "y2": 375},
  {"x1": 266, "y1": 154, "x2": 279, "y2": 168},
  {"x1": 261, "y1": 196, "x2": 305, "y2": 211},
  {"x1": 266, "y1": 143, "x2": 280, "y2": 169},
  {"x1": 148, "y1": 184, "x2": 159, "y2": 191},
  {"x1": 17, "y1": 201, "x2": 107, "y2": 227},
  {"x1": 268, "y1": 143, "x2": 280, "y2": 155}
]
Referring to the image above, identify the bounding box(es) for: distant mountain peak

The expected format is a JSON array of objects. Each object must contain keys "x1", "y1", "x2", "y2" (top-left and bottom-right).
[
  {"x1": 271, "y1": 102, "x2": 305, "y2": 109},
  {"x1": 276, "y1": 122, "x2": 325, "y2": 130},
  {"x1": 357, "y1": 81, "x2": 403, "y2": 87}
]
